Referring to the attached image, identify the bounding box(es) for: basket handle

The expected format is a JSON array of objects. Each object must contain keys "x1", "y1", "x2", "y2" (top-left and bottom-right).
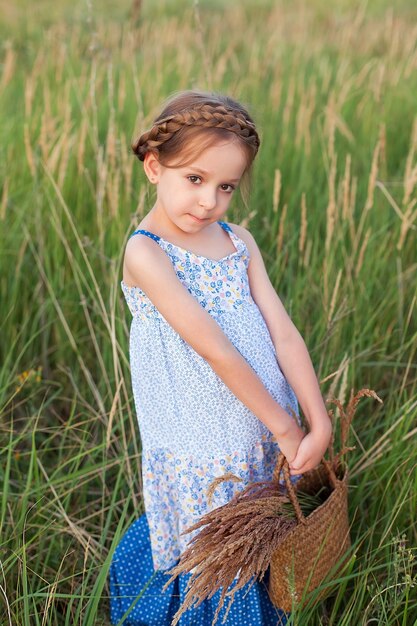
[
  {"x1": 273, "y1": 452, "x2": 307, "y2": 525},
  {"x1": 273, "y1": 452, "x2": 341, "y2": 525}
]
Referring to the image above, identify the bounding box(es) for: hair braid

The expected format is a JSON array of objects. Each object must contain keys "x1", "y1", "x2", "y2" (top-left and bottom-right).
[{"x1": 132, "y1": 102, "x2": 260, "y2": 162}]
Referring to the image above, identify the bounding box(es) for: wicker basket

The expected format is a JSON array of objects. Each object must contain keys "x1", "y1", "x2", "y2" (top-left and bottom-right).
[{"x1": 268, "y1": 451, "x2": 351, "y2": 612}]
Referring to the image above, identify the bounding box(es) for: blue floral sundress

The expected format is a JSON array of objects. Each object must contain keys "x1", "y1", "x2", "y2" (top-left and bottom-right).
[{"x1": 109, "y1": 220, "x2": 302, "y2": 625}]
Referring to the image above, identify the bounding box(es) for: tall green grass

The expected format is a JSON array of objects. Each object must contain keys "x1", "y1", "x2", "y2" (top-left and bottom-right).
[{"x1": 1, "y1": 0, "x2": 416, "y2": 623}]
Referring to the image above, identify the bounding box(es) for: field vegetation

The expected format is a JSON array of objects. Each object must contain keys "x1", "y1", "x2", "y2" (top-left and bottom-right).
[{"x1": 1, "y1": 0, "x2": 416, "y2": 623}]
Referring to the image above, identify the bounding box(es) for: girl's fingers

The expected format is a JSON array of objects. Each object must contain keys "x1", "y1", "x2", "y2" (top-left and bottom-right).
[
  {"x1": 289, "y1": 454, "x2": 304, "y2": 470},
  {"x1": 290, "y1": 461, "x2": 312, "y2": 474},
  {"x1": 290, "y1": 461, "x2": 320, "y2": 475},
  {"x1": 289, "y1": 456, "x2": 308, "y2": 470}
]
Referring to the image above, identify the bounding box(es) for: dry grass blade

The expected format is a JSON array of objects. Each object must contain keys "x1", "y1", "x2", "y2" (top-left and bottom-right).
[{"x1": 328, "y1": 388, "x2": 383, "y2": 466}]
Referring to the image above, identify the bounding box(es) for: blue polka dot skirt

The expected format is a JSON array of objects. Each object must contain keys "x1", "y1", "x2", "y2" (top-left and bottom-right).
[{"x1": 109, "y1": 512, "x2": 290, "y2": 625}]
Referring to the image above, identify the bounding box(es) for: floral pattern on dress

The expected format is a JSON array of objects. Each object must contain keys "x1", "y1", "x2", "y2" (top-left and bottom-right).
[
  {"x1": 141, "y1": 437, "x2": 302, "y2": 569},
  {"x1": 121, "y1": 224, "x2": 251, "y2": 321},
  {"x1": 120, "y1": 220, "x2": 302, "y2": 571}
]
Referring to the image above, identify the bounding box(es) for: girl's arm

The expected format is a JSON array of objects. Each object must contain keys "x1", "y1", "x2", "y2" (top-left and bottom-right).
[
  {"x1": 124, "y1": 235, "x2": 305, "y2": 469},
  {"x1": 231, "y1": 224, "x2": 332, "y2": 473}
]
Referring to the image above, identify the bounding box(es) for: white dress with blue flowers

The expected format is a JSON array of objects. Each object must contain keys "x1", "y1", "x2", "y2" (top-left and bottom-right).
[{"x1": 120, "y1": 220, "x2": 301, "y2": 573}]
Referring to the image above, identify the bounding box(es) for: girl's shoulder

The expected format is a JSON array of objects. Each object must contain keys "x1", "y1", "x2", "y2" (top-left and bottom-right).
[
  {"x1": 228, "y1": 222, "x2": 249, "y2": 237},
  {"x1": 122, "y1": 226, "x2": 168, "y2": 288},
  {"x1": 228, "y1": 222, "x2": 258, "y2": 254}
]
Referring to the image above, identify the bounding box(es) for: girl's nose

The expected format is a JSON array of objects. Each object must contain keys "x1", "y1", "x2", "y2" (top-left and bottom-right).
[{"x1": 199, "y1": 188, "x2": 217, "y2": 210}]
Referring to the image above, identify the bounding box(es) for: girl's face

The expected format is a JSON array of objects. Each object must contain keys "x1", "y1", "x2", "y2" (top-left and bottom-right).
[{"x1": 144, "y1": 140, "x2": 248, "y2": 236}]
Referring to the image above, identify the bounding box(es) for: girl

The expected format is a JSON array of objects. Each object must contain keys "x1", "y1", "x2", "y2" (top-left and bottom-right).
[{"x1": 109, "y1": 89, "x2": 332, "y2": 625}]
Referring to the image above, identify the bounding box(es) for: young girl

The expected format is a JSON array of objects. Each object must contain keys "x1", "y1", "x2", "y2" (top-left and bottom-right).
[{"x1": 109, "y1": 89, "x2": 332, "y2": 625}]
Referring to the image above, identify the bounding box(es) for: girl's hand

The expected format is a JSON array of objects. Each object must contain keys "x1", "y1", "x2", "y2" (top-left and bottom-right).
[
  {"x1": 273, "y1": 421, "x2": 305, "y2": 466},
  {"x1": 288, "y1": 421, "x2": 332, "y2": 475}
]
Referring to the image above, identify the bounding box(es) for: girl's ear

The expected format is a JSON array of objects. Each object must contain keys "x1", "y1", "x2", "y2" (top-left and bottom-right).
[{"x1": 143, "y1": 151, "x2": 161, "y2": 184}]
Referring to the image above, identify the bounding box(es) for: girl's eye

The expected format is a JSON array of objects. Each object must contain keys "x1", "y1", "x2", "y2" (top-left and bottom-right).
[
  {"x1": 188, "y1": 175, "x2": 202, "y2": 185},
  {"x1": 187, "y1": 176, "x2": 235, "y2": 193}
]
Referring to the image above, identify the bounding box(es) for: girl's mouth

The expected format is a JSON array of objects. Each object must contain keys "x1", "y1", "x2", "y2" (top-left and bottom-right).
[{"x1": 189, "y1": 215, "x2": 209, "y2": 223}]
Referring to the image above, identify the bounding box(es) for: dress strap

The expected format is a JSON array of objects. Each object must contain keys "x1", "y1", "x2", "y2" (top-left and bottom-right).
[
  {"x1": 129, "y1": 229, "x2": 161, "y2": 242},
  {"x1": 129, "y1": 221, "x2": 233, "y2": 240},
  {"x1": 218, "y1": 220, "x2": 233, "y2": 233}
]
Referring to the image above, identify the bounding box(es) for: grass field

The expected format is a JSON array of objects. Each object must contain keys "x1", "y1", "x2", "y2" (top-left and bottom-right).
[{"x1": 1, "y1": 0, "x2": 417, "y2": 624}]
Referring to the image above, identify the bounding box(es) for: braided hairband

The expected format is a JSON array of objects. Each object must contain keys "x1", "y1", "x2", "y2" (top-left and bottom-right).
[{"x1": 133, "y1": 103, "x2": 260, "y2": 160}]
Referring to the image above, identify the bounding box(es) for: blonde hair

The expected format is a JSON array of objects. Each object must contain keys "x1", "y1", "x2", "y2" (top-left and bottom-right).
[{"x1": 132, "y1": 89, "x2": 261, "y2": 206}]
